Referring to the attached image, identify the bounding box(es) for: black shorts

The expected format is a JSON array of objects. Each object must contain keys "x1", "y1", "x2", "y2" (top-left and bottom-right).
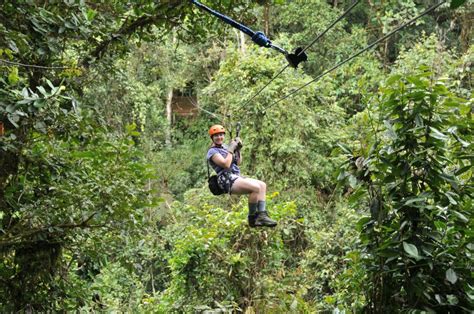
[{"x1": 217, "y1": 172, "x2": 240, "y2": 194}]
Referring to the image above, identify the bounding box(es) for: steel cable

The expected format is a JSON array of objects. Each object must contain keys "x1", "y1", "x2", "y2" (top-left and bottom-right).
[
  {"x1": 233, "y1": 0, "x2": 361, "y2": 116},
  {"x1": 263, "y1": 0, "x2": 447, "y2": 111}
]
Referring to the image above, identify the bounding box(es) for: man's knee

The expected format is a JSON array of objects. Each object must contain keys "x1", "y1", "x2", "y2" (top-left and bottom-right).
[{"x1": 249, "y1": 181, "x2": 261, "y2": 193}]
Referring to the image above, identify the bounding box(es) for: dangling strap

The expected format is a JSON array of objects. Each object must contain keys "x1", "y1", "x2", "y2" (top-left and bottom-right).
[{"x1": 206, "y1": 158, "x2": 211, "y2": 179}]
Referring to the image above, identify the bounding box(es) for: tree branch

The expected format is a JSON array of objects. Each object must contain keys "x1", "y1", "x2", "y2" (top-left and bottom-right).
[
  {"x1": 81, "y1": 3, "x2": 185, "y2": 68},
  {"x1": 0, "y1": 212, "x2": 105, "y2": 249}
]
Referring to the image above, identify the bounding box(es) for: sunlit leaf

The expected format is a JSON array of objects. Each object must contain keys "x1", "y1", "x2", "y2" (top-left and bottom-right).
[
  {"x1": 452, "y1": 210, "x2": 468, "y2": 223},
  {"x1": 8, "y1": 67, "x2": 19, "y2": 84},
  {"x1": 429, "y1": 127, "x2": 448, "y2": 140},
  {"x1": 446, "y1": 268, "x2": 458, "y2": 284},
  {"x1": 386, "y1": 74, "x2": 401, "y2": 86},
  {"x1": 403, "y1": 242, "x2": 420, "y2": 260}
]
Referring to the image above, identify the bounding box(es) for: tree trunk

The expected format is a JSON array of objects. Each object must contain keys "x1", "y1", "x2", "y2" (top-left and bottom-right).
[
  {"x1": 165, "y1": 89, "x2": 173, "y2": 147},
  {"x1": 459, "y1": 10, "x2": 473, "y2": 52},
  {"x1": 164, "y1": 33, "x2": 178, "y2": 147},
  {"x1": 0, "y1": 124, "x2": 27, "y2": 232},
  {"x1": 241, "y1": 32, "x2": 247, "y2": 54},
  {"x1": 233, "y1": 27, "x2": 247, "y2": 54},
  {"x1": 263, "y1": 1, "x2": 270, "y2": 36}
]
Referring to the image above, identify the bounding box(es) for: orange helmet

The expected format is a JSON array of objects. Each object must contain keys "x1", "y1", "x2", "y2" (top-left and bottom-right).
[{"x1": 208, "y1": 124, "x2": 226, "y2": 137}]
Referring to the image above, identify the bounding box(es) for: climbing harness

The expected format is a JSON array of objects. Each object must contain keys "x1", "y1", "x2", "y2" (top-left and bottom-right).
[
  {"x1": 261, "y1": 0, "x2": 447, "y2": 112},
  {"x1": 190, "y1": 0, "x2": 307, "y2": 69},
  {"x1": 233, "y1": 0, "x2": 360, "y2": 115}
]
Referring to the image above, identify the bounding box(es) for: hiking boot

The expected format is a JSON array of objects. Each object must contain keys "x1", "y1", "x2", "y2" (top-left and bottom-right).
[
  {"x1": 248, "y1": 214, "x2": 258, "y2": 227},
  {"x1": 254, "y1": 211, "x2": 277, "y2": 228}
]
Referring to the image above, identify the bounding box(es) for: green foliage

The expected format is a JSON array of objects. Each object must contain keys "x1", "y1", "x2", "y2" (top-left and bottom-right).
[
  {"x1": 148, "y1": 190, "x2": 301, "y2": 312},
  {"x1": 152, "y1": 137, "x2": 208, "y2": 199},
  {"x1": 339, "y1": 68, "x2": 473, "y2": 312},
  {"x1": 394, "y1": 34, "x2": 457, "y2": 77},
  {"x1": 298, "y1": 198, "x2": 366, "y2": 312},
  {"x1": 0, "y1": 2, "x2": 252, "y2": 310},
  {"x1": 451, "y1": 0, "x2": 468, "y2": 9},
  {"x1": 55, "y1": 219, "x2": 168, "y2": 312},
  {"x1": 0, "y1": 0, "x2": 241, "y2": 71},
  {"x1": 394, "y1": 34, "x2": 473, "y2": 99},
  {"x1": 0, "y1": 81, "x2": 157, "y2": 310},
  {"x1": 275, "y1": 1, "x2": 370, "y2": 73},
  {"x1": 139, "y1": 188, "x2": 363, "y2": 312},
  {"x1": 274, "y1": 1, "x2": 384, "y2": 116},
  {"x1": 82, "y1": 57, "x2": 166, "y2": 138}
]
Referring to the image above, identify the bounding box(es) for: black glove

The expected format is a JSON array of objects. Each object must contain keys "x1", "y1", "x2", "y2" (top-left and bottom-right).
[
  {"x1": 227, "y1": 140, "x2": 238, "y2": 154},
  {"x1": 234, "y1": 150, "x2": 241, "y2": 164},
  {"x1": 235, "y1": 137, "x2": 243, "y2": 150}
]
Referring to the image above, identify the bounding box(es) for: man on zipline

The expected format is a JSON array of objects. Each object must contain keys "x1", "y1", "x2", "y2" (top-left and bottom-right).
[{"x1": 207, "y1": 125, "x2": 277, "y2": 228}]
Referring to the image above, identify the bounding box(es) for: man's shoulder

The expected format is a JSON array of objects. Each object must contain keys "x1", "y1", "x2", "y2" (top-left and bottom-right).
[
  {"x1": 207, "y1": 146, "x2": 225, "y2": 159},
  {"x1": 208, "y1": 145, "x2": 227, "y2": 152}
]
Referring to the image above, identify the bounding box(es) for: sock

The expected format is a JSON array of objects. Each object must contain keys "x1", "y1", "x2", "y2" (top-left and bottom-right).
[
  {"x1": 248, "y1": 203, "x2": 258, "y2": 216},
  {"x1": 257, "y1": 200, "x2": 266, "y2": 213}
]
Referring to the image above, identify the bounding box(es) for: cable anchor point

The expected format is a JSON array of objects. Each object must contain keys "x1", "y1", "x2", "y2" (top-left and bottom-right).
[{"x1": 285, "y1": 47, "x2": 308, "y2": 69}]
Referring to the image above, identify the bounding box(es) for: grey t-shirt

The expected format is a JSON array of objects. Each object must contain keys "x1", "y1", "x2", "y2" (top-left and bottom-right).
[{"x1": 207, "y1": 145, "x2": 240, "y2": 175}]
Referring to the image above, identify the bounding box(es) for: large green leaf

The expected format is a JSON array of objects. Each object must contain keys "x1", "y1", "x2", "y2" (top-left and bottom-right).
[
  {"x1": 403, "y1": 242, "x2": 420, "y2": 260},
  {"x1": 450, "y1": 0, "x2": 466, "y2": 9}
]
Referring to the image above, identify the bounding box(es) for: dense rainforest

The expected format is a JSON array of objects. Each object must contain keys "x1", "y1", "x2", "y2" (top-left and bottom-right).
[{"x1": 0, "y1": 0, "x2": 472, "y2": 312}]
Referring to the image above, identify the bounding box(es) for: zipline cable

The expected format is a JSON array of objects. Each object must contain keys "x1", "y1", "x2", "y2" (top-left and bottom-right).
[
  {"x1": 0, "y1": 58, "x2": 72, "y2": 70},
  {"x1": 187, "y1": 96, "x2": 226, "y2": 122},
  {"x1": 2, "y1": 55, "x2": 231, "y2": 127},
  {"x1": 234, "y1": 0, "x2": 360, "y2": 115},
  {"x1": 0, "y1": 46, "x2": 230, "y2": 123},
  {"x1": 234, "y1": 64, "x2": 289, "y2": 114},
  {"x1": 263, "y1": 0, "x2": 447, "y2": 111},
  {"x1": 299, "y1": 0, "x2": 360, "y2": 55}
]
